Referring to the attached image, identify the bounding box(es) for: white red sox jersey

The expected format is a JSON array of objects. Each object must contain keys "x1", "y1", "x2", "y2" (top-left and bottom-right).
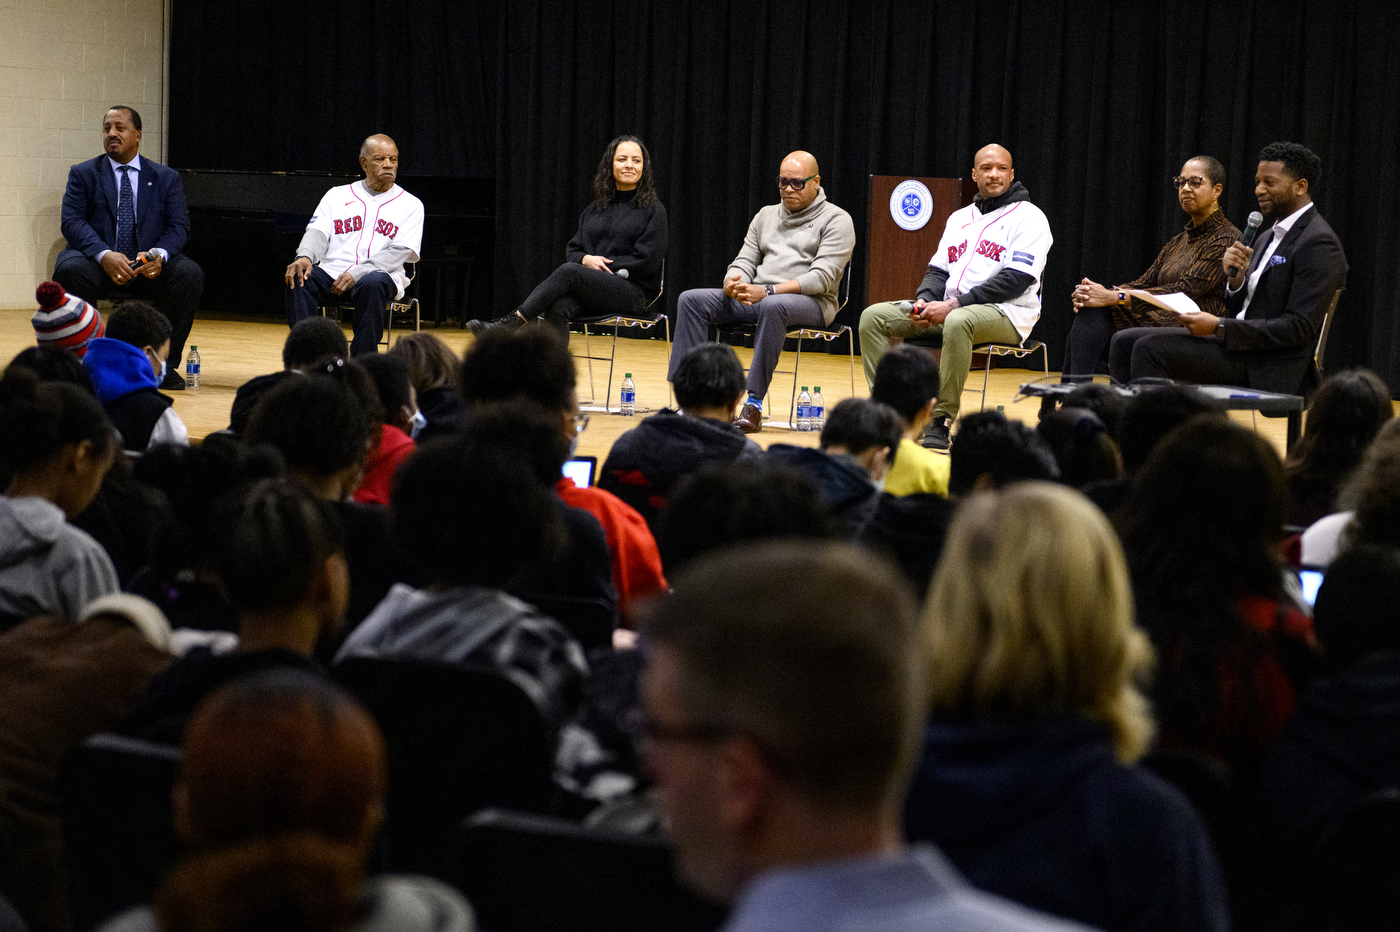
[
  {"x1": 930, "y1": 198, "x2": 1053, "y2": 341},
  {"x1": 304, "y1": 181, "x2": 424, "y2": 298}
]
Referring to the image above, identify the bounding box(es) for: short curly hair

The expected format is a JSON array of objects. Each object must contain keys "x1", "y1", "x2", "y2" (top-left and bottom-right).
[{"x1": 1258, "y1": 141, "x2": 1322, "y2": 189}]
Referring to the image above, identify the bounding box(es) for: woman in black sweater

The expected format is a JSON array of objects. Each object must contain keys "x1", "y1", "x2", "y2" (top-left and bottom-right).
[{"x1": 469, "y1": 135, "x2": 668, "y2": 337}]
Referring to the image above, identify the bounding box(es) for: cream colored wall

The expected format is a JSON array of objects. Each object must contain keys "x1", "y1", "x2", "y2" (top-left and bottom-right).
[{"x1": 0, "y1": 0, "x2": 169, "y2": 308}]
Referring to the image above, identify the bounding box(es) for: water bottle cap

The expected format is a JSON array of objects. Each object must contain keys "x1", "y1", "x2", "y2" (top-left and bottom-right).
[
  {"x1": 190, "y1": 345, "x2": 197, "y2": 350},
  {"x1": 801, "y1": 386, "x2": 808, "y2": 391},
  {"x1": 814, "y1": 386, "x2": 821, "y2": 391},
  {"x1": 625, "y1": 373, "x2": 632, "y2": 378}
]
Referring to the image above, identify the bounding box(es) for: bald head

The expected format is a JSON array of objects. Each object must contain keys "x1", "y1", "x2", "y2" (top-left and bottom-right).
[
  {"x1": 359, "y1": 134, "x2": 399, "y2": 193},
  {"x1": 971, "y1": 144, "x2": 1014, "y2": 200},
  {"x1": 778, "y1": 150, "x2": 822, "y2": 211}
]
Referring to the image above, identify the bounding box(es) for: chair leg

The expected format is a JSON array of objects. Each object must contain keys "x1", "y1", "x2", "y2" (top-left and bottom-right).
[
  {"x1": 789, "y1": 336, "x2": 803, "y2": 429},
  {"x1": 981, "y1": 351, "x2": 993, "y2": 411},
  {"x1": 603, "y1": 322, "x2": 621, "y2": 414},
  {"x1": 664, "y1": 317, "x2": 674, "y2": 410},
  {"x1": 847, "y1": 328, "x2": 856, "y2": 398},
  {"x1": 581, "y1": 324, "x2": 597, "y2": 406}
]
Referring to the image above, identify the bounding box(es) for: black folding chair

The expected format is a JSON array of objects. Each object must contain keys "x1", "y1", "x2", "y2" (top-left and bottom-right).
[
  {"x1": 57, "y1": 734, "x2": 182, "y2": 932},
  {"x1": 333, "y1": 657, "x2": 555, "y2": 878},
  {"x1": 450, "y1": 808, "x2": 727, "y2": 932}
]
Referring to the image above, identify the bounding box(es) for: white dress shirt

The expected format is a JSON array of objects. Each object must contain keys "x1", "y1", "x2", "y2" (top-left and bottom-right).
[{"x1": 1232, "y1": 201, "x2": 1313, "y2": 318}]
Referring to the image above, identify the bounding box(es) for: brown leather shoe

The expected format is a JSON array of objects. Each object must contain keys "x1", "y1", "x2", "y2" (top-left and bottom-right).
[{"x1": 733, "y1": 402, "x2": 763, "y2": 433}]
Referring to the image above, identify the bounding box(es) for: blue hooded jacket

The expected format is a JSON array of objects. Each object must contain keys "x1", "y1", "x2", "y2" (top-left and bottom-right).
[{"x1": 83, "y1": 337, "x2": 159, "y2": 405}]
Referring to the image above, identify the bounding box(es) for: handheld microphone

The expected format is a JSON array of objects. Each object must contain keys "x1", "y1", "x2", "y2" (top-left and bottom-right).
[
  {"x1": 616, "y1": 268, "x2": 628, "y2": 279},
  {"x1": 1228, "y1": 211, "x2": 1265, "y2": 277}
]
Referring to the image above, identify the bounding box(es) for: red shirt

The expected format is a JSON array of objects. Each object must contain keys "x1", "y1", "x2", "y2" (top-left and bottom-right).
[
  {"x1": 354, "y1": 424, "x2": 415, "y2": 506},
  {"x1": 555, "y1": 477, "x2": 667, "y2": 620}
]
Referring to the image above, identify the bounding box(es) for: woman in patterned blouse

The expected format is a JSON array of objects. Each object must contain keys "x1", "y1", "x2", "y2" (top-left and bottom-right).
[{"x1": 1062, "y1": 156, "x2": 1240, "y2": 381}]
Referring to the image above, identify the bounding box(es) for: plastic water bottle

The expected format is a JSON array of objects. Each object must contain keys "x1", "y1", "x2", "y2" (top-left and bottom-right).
[
  {"x1": 185, "y1": 345, "x2": 200, "y2": 391},
  {"x1": 797, "y1": 387, "x2": 812, "y2": 432},
  {"x1": 811, "y1": 386, "x2": 825, "y2": 432},
  {"x1": 620, "y1": 373, "x2": 635, "y2": 416}
]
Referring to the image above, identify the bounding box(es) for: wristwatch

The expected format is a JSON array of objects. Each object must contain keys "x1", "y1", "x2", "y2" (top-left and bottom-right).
[
  {"x1": 1214, "y1": 321, "x2": 1226, "y2": 338},
  {"x1": 765, "y1": 284, "x2": 776, "y2": 297},
  {"x1": 1117, "y1": 291, "x2": 1127, "y2": 306}
]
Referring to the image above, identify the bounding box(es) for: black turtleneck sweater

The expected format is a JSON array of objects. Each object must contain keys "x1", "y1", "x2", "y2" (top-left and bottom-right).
[{"x1": 564, "y1": 188, "x2": 669, "y2": 296}]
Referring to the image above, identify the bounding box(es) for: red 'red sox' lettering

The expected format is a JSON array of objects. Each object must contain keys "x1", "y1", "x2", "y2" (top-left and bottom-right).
[
  {"x1": 975, "y1": 239, "x2": 1006, "y2": 262},
  {"x1": 333, "y1": 216, "x2": 365, "y2": 235},
  {"x1": 375, "y1": 219, "x2": 400, "y2": 238},
  {"x1": 947, "y1": 240, "x2": 968, "y2": 264}
]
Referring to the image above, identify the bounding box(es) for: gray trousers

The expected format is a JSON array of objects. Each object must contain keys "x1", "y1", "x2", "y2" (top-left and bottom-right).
[{"x1": 669, "y1": 288, "x2": 825, "y2": 398}]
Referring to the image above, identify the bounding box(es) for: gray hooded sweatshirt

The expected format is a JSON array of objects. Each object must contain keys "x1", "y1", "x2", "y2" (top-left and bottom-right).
[{"x1": 0, "y1": 496, "x2": 118, "y2": 622}]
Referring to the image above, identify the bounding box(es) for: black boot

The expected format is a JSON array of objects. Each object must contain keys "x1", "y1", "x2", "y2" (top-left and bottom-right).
[{"x1": 466, "y1": 311, "x2": 526, "y2": 334}]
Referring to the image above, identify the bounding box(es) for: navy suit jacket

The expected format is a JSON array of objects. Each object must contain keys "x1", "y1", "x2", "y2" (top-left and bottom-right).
[
  {"x1": 58, "y1": 154, "x2": 191, "y2": 266},
  {"x1": 1219, "y1": 206, "x2": 1348, "y2": 395}
]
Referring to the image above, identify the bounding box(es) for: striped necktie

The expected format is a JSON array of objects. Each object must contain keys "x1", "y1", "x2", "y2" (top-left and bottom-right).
[{"x1": 116, "y1": 166, "x2": 137, "y2": 259}]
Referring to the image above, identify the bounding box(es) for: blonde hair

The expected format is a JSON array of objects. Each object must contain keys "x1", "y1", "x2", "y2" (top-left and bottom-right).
[
  {"x1": 924, "y1": 482, "x2": 1155, "y2": 761},
  {"x1": 388, "y1": 331, "x2": 459, "y2": 394}
]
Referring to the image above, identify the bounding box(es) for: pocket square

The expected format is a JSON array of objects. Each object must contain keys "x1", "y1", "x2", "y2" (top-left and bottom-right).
[{"x1": 1268, "y1": 255, "x2": 1287, "y2": 267}]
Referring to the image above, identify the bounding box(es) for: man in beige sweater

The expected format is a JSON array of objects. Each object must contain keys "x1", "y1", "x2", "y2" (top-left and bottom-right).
[{"x1": 669, "y1": 151, "x2": 856, "y2": 432}]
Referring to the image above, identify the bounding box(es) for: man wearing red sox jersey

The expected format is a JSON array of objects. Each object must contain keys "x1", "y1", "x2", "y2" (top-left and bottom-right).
[
  {"x1": 859, "y1": 145, "x2": 1052, "y2": 450},
  {"x1": 285, "y1": 134, "x2": 424, "y2": 356}
]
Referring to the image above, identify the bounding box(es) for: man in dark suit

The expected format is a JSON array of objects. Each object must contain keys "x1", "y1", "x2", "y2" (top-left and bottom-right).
[
  {"x1": 54, "y1": 105, "x2": 204, "y2": 390},
  {"x1": 1110, "y1": 141, "x2": 1347, "y2": 397}
]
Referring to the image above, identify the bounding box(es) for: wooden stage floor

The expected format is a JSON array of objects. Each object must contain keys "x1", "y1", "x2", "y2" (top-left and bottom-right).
[{"x1": 0, "y1": 309, "x2": 1295, "y2": 460}]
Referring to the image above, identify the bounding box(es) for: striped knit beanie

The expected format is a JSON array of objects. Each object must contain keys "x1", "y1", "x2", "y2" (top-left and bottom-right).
[{"x1": 32, "y1": 281, "x2": 104, "y2": 357}]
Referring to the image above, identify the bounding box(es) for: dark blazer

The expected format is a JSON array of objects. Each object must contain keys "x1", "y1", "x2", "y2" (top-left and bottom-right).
[
  {"x1": 1220, "y1": 205, "x2": 1347, "y2": 395},
  {"x1": 58, "y1": 154, "x2": 191, "y2": 265}
]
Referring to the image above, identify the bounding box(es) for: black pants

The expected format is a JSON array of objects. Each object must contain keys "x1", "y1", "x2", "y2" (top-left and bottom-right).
[
  {"x1": 54, "y1": 253, "x2": 204, "y2": 366},
  {"x1": 519, "y1": 262, "x2": 646, "y2": 339},
  {"x1": 286, "y1": 267, "x2": 397, "y2": 356},
  {"x1": 1109, "y1": 328, "x2": 1249, "y2": 385},
  {"x1": 1061, "y1": 306, "x2": 1115, "y2": 383}
]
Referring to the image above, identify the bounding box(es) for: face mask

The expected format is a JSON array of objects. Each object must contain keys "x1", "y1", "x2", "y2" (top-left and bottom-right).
[
  {"x1": 569, "y1": 434, "x2": 580, "y2": 457},
  {"x1": 409, "y1": 410, "x2": 427, "y2": 439},
  {"x1": 158, "y1": 359, "x2": 166, "y2": 381},
  {"x1": 873, "y1": 476, "x2": 886, "y2": 494}
]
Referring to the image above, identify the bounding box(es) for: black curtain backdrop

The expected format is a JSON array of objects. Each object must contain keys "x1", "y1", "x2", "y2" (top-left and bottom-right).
[{"x1": 170, "y1": 0, "x2": 1400, "y2": 392}]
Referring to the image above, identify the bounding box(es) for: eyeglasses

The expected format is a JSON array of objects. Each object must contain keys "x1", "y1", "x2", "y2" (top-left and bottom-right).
[
  {"x1": 572, "y1": 413, "x2": 590, "y2": 433},
  {"x1": 776, "y1": 174, "x2": 818, "y2": 191},
  {"x1": 1171, "y1": 175, "x2": 1208, "y2": 190}
]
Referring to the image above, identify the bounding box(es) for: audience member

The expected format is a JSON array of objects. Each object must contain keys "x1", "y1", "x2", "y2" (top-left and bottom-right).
[
  {"x1": 0, "y1": 593, "x2": 172, "y2": 932},
  {"x1": 656, "y1": 459, "x2": 836, "y2": 574},
  {"x1": 1057, "y1": 382, "x2": 1127, "y2": 438},
  {"x1": 909, "y1": 482, "x2": 1228, "y2": 932},
  {"x1": 636, "y1": 541, "x2": 1085, "y2": 932},
  {"x1": 947, "y1": 410, "x2": 1059, "y2": 498},
  {"x1": 244, "y1": 362, "x2": 410, "y2": 635},
  {"x1": 114, "y1": 479, "x2": 347, "y2": 744},
  {"x1": 857, "y1": 489, "x2": 956, "y2": 605},
  {"x1": 227, "y1": 316, "x2": 349, "y2": 435},
  {"x1": 81, "y1": 300, "x2": 188, "y2": 451},
  {"x1": 459, "y1": 326, "x2": 666, "y2": 616},
  {"x1": 7, "y1": 346, "x2": 168, "y2": 587},
  {"x1": 388, "y1": 331, "x2": 465, "y2": 442},
  {"x1": 99, "y1": 670, "x2": 472, "y2": 932},
  {"x1": 1035, "y1": 407, "x2": 1121, "y2": 489},
  {"x1": 352, "y1": 354, "x2": 419, "y2": 506},
  {"x1": 457, "y1": 399, "x2": 618, "y2": 619},
  {"x1": 1283, "y1": 369, "x2": 1392, "y2": 529},
  {"x1": 0, "y1": 366, "x2": 119, "y2": 628},
  {"x1": 31, "y1": 281, "x2": 104, "y2": 358},
  {"x1": 870, "y1": 345, "x2": 951, "y2": 496},
  {"x1": 1081, "y1": 385, "x2": 1220, "y2": 515},
  {"x1": 334, "y1": 424, "x2": 587, "y2": 732},
  {"x1": 767, "y1": 398, "x2": 902, "y2": 536},
  {"x1": 1262, "y1": 545, "x2": 1400, "y2": 859},
  {"x1": 1300, "y1": 419, "x2": 1400, "y2": 567},
  {"x1": 1116, "y1": 417, "x2": 1320, "y2": 773},
  {"x1": 600, "y1": 343, "x2": 758, "y2": 533},
  {"x1": 127, "y1": 434, "x2": 285, "y2": 633}
]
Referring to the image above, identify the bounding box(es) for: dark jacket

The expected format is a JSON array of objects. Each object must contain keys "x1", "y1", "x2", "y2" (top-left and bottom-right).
[
  {"x1": 58, "y1": 154, "x2": 191, "y2": 263},
  {"x1": 905, "y1": 715, "x2": 1229, "y2": 932},
  {"x1": 599, "y1": 410, "x2": 759, "y2": 532},
  {"x1": 84, "y1": 337, "x2": 174, "y2": 452},
  {"x1": 1219, "y1": 206, "x2": 1348, "y2": 396},
  {"x1": 765, "y1": 445, "x2": 877, "y2": 537},
  {"x1": 1261, "y1": 652, "x2": 1400, "y2": 852},
  {"x1": 856, "y1": 492, "x2": 955, "y2": 600}
]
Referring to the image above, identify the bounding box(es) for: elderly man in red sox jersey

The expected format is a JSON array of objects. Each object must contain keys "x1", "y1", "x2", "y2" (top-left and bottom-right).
[
  {"x1": 285, "y1": 134, "x2": 425, "y2": 356},
  {"x1": 859, "y1": 145, "x2": 1053, "y2": 450}
]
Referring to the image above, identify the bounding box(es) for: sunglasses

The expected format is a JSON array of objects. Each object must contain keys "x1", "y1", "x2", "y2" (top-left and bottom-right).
[
  {"x1": 777, "y1": 174, "x2": 818, "y2": 191},
  {"x1": 1171, "y1": 175, "x2": 1209, "y2": 190}
]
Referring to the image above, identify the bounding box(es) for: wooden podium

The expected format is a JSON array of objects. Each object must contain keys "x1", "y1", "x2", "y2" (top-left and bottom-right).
[{"x1": 865, "y1": 176, "x2": 977, "y2": 306}]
